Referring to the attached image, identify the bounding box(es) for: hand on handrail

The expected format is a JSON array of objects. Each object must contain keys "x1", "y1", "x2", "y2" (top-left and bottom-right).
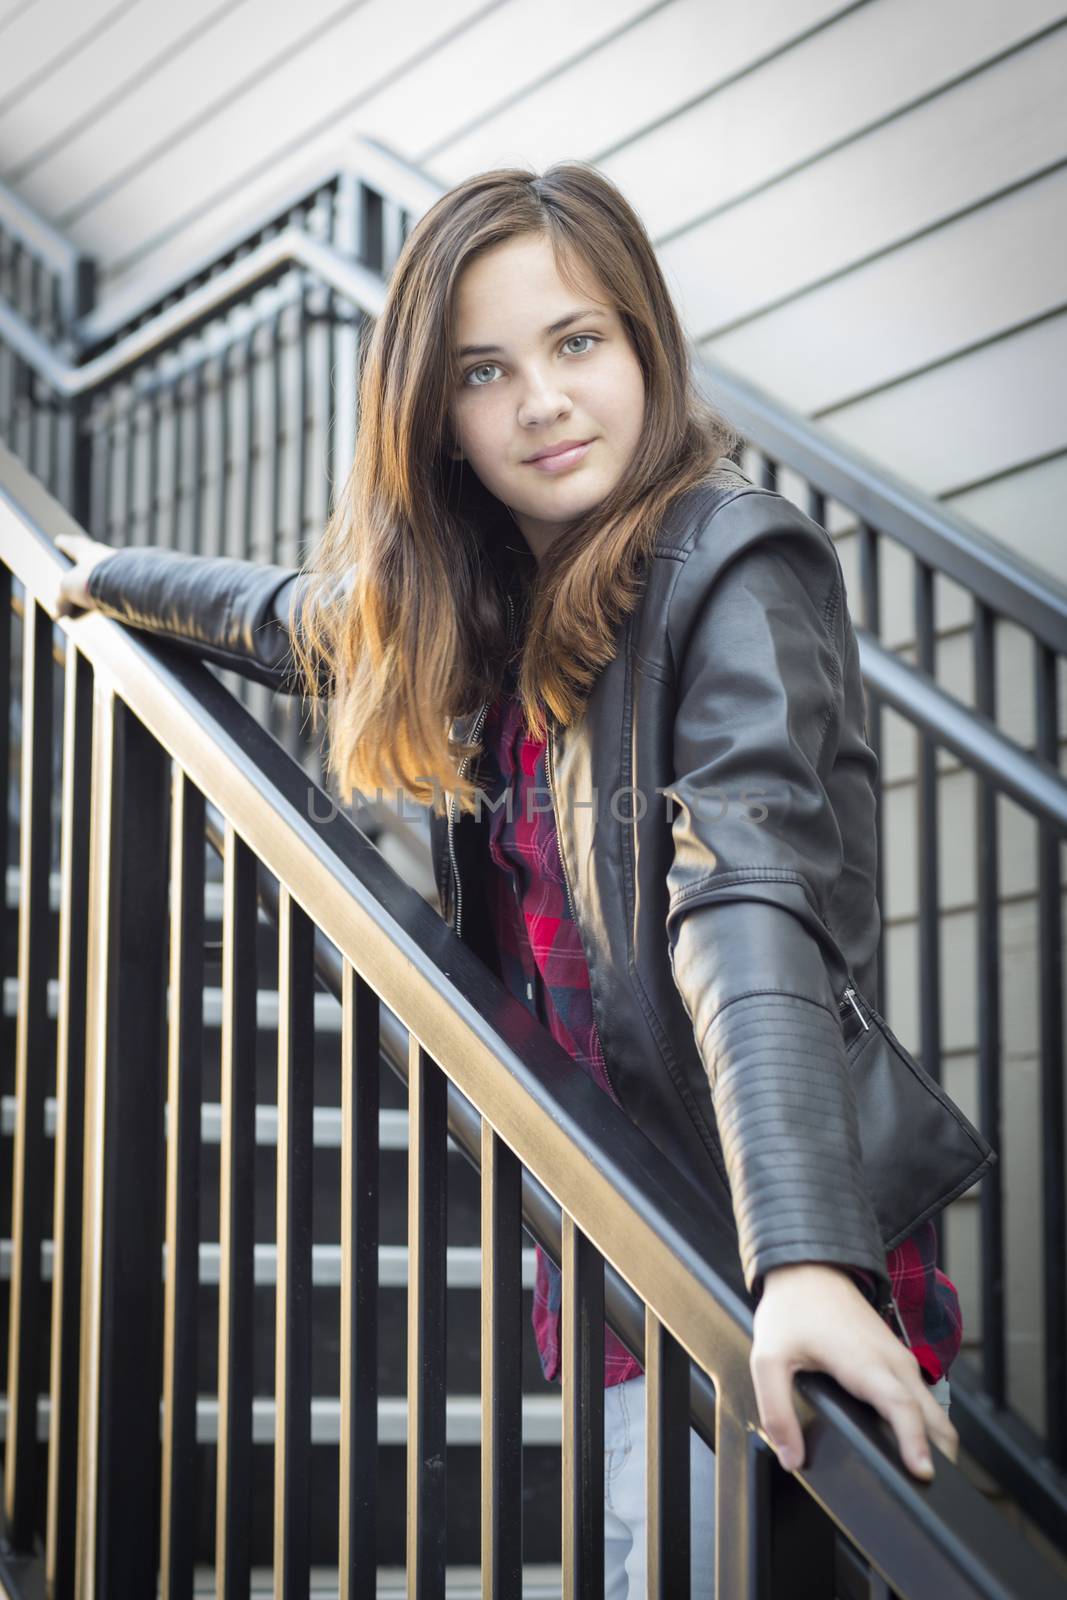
[
  {"x1": 751, "y1": 1260, "x2": 960, "y2": 1481},
  {"x1": 52, "y1": 532, "x2": 115, "y2": 616}
]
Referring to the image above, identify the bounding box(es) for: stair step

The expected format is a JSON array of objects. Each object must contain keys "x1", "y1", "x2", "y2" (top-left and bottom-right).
[
  {"x1": 184, "y1": 1563, "x2": 564, "y2": 1598},
  {"x1": 1, "y1": 1097, "x2": 453, "y2": 1152},
  {"x1": 3, "y1": 977, "x2": 344, "y2": 1031},
  {"x1": 0, "y1": 1236, "x2": 538, "y2": 1290},
  {"x1": 0, "y1": 1390, "x2": 564, "y2": 1447}
]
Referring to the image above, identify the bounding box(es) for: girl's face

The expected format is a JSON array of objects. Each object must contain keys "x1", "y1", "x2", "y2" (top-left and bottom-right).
[{"x1": 447, "y1": 234, "x2": 646, "y2": 564}]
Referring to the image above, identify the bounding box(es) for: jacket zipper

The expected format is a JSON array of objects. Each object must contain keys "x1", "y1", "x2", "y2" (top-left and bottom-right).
[
  {"x1": 543, "y1": 720, "x2": 577, "y2": 925},
  {"x1": 446, "y1": 593, "x2": 516, "y2": 938},
  {"x1": 839, "y1": 984, "x2": 870, "y2": 1030},
  {"x1": 835, "y1": 980, "x2": 910, "y2": 1341},
  {"x1": 544, "y1": 710, "x2": 619, "y2": 1101}
]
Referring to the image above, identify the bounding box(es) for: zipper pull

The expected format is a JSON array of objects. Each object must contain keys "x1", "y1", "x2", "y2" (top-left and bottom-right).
[{"x1": 843, "y1": 985, "x2": 870, "y2": 1030}]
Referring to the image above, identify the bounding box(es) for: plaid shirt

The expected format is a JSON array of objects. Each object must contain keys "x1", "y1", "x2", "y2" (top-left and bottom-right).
[{"x1": 479, "y1": 680, "x2": 962, "y2": 1387}]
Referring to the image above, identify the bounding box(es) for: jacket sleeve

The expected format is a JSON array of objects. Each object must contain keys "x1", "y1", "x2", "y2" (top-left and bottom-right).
[
  {"x1": 85, "y1": 547, "x2": 331, "y2": 696},
  {"x1": 662, "y1": 511, "x2": 892, "y2": 1312}
]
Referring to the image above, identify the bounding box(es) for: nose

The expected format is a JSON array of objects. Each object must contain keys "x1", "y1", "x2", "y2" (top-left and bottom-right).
[{"x1": 516, "y1": 365, "x2": 572, "y2": 431}]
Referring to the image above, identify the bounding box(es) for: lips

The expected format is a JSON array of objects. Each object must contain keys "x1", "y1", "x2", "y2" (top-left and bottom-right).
[
  {"x1": 524, "y1": 439, "x2": 595, "y2": 474},
  {"x1": 525, "y1": 437, "x2": 593, "y2": 463}
]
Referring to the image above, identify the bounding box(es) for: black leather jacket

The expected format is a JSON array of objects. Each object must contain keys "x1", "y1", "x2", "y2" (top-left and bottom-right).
[{"x1": 86, "y1": 458, "x2": 899, "y2": 1317}]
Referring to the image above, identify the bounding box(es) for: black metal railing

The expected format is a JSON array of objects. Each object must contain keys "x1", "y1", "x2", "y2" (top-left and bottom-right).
[{"x1": 3, "y1": 442, "x2": 1065, "y2": 1599}]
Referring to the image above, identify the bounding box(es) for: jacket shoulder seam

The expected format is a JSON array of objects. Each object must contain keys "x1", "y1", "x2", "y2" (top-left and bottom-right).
[{"x1": 667, "y1": 866, "x2": 812, "y2": 912}]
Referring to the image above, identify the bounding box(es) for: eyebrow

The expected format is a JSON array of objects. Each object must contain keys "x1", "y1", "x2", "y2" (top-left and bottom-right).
[{"x1": 455, "y1": 306, "x2": 608, "y2": 360}]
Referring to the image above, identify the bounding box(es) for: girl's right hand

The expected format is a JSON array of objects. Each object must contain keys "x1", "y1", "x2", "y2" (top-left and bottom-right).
[{"x1": 53, "y1": 533, "x2": 116, "y2": 617}]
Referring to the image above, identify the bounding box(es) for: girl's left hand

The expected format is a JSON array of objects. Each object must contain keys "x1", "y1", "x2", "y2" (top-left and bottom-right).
[
  {"x1": 53, "y1": 532, "x2": 116, "y2": 617},
  {"x1": 751, "y1": 1260, "x2": 960, "y2": 1480}
]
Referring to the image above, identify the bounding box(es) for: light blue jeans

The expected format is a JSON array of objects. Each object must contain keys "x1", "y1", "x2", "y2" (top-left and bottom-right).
[{"x1": 603, "y1": 1373, "x2": 951, "y2": 1599}]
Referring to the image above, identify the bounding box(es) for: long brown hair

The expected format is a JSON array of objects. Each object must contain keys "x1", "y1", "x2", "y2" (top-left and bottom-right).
[{"x1": 286, "y1": 160, "x2": 741, "y2": 818}]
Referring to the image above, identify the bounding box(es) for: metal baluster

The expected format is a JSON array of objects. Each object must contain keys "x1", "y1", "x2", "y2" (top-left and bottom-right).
[
  {"x1": 173, "y1": 365, "x2": 187, "y2": 552},
  {"x1": 407, "y1": 1036, "x2": 449, "y2": 1599},
  {"x1": 362, "y1": 182, "x2": 384, "y2": 275},
  {"x1": 974, "y1": 602, "x2": 1006, "y2": 1407},
  {"x1": 713, "y1": 1403, "x2": 765, "y2": 1598},
  {"x1": 269, "y1": 308, "x2": 283, "y2": 568},
  {"x1": 9, "y1": 241, "x2": 29, "y2": 463},
  {"x1": 274, "y1": 887, "x2": 315, "y2": 1595},
  {"x1": 332, "y1": 172, "x2": 361, "y2": 497},
  {"x1": 561, "y1": 1213, "x2": 604, "y2": 1599},
  {"x1": 323, "y1": 181, "x2": 339, "y2": 516},
  {"x1": 215, "y1": 344, "x2": 231, "y2": 560},
  {"x1": 46, "y1": 276, "x2": 62, "y2": 500},
  {"x1": 0, "y1": 233, "x2": 12, "y2": 445},
  {"x1": 288, "y1": 227, "x2": 312, "y2": 764},
  {"x1": 215, "y1": 824, "x2": 258, "y2": 1599},
  {"x1": 858, "y1": 522, "x2": 886, "y2": 1010},
  {"x1": 125, "y1": 378, "x2": 140, "y2": 544},
  {"x1": 295, "y1": 236, "x2": 310, "y2": 570},
  {"x1": 1034, "y1": 641, "x2": 1065, "y2": 1467},
  {"x1": 5, "y1": 598, "x2": 54, "y2": 1548},
  {"x1": 160, "y1": 769, "x2": 206, "y2": 1600},
  {"x1": 481, "y1": 1119, "x2": 523, "y2": 1598},
  {"x1": 266, "y1": 306, "x2": 286, "y2": 753},
  {"x1": 45, "y1": 643, "x2": 93, "y2": 1600},
  {"x1": 76, "y1": 696, "x2": 170, "y2": 1597},
  {"x1": 645, "y1": 1309, "x2": 690, "y2": 1599},
  {"x1": 191, "y1": 361, "x2": 205, "y2": 555},
  {"x1": 339, "y1": 963, "x2": 380, "y2": 1598},
  {"x1": 57, "y1": 250, "x2": 96, "y2": 353},
  {"x1": 242, "y1": 327, "x2": 256, "y2": 563},
  {"x1": 26, "y1": 255, "x2": 43, "y2": 479},
  {"x1": 147, "y1": 371, "x2": 162, "y2": 547},
  {"x1": 913, "y1": 558, "x2": 945, "y2": 1281},
  {"x1": 914, "y1": 556, "x2": 941, "y2": 1067},
  {"x1": 381, "y1": 192, "x2": 407, "y2": 278}
]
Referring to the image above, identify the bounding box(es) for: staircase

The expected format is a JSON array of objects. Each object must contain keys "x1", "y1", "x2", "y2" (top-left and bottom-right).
[{"x1": 0, "y1": 863, "x2": 565, "y2": 1580}]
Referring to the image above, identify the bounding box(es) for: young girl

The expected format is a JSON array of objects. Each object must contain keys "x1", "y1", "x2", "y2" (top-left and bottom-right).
[{"x1": 55, "y1": 161, "x2": 961, "y2": 1594}]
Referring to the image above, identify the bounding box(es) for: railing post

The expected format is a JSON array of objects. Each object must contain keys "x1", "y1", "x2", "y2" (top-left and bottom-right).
[
  {"x1": 480, "y1": 1120, "x2": 523, "y2": 1598},
  {"x1": 406, "y1": 1037, "x2": 449, "y2": 1599},
  {"x1": 160, "y1": 768, "x2": 206, "y2": 1600},
  {"x1": 45, "y1": 643, "x2": 94, "y2": 1600},
  {"x1": 561, "y1": 1213, "x2": 604, "y2": 1599},
  {"x1": 76, "y1": 690, "x2": 171, "y2": 1598},
  {"x1": 215, "y1": 824, "x2": 258, "y2": 1598},
  {"x1": 274, "y1": 887, "x2": 316, "y2": 1596},
  {"x1": 5, "y1": 597, "x2": 55, "y2": 1549},
  {"x1": 339, "y1": 962, "x2": 381, "y2": 1598},
  {"x1": 645, "y1": 1309, "x2": 691, "y2": 1598}
]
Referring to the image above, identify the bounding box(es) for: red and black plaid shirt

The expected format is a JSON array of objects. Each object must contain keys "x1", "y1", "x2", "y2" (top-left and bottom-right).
[{"x1": 479, "y1": 680, "x2": 962, "y2": 1388}]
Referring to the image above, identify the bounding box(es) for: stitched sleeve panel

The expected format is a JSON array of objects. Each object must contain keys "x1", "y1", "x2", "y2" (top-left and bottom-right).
[{"x1": 705, "y1": 990, "x2": 890, "y2": 1303}]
